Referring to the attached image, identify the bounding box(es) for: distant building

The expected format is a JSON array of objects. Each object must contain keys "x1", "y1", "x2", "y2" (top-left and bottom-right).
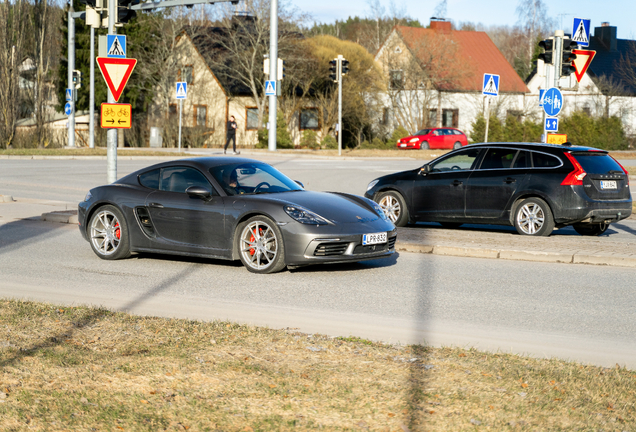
[
  {"x1": 526, "y1": 22, "x2": 636, "y2": 137},
  {"x1": 374, "y1": 20, "x2": 530, "y2": 139}
]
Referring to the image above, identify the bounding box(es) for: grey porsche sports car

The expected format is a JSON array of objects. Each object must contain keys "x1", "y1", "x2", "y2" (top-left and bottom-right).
[{"x1": 78, "y1": 157, "x2": 397, "y2": 273}]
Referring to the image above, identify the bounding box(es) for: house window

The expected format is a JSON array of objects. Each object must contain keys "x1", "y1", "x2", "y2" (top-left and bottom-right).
[
  {"x1": 428, "y1": 110, "x2": 438, "y2": 127},
  {"x1": 168, "y1": 104, "x2": 177, "y2": 120},
  {"x1": 180, "y1": 65, "x2": 193, "y2": 84},
  {"x1": 246, "y1": 107, "x2": 260, "y2": 130},
  {"x1": 381, "y1": 108, "x2": 390, "y2": 126},
  {"x1": 389, "y1": 70, "x2": 403, "y2": 90},
  {"x1": 507, "y1": 110, "x2": 523, "y2": 120},
  {"x1": 582, "y1": 104, "x2": 591, "y2": 116},
  {"x1": 300, "y1": 108, "x2": 319, "y2": 130},
  {"x1": 442, "y1": 109, "x2": 458, "y2": 128},
  {"x1": 194, "y1": 105, "x2": 207, "y2": 127}
]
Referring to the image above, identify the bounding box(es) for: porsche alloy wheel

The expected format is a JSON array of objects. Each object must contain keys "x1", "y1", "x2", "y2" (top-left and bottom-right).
[
  {"x1": 89, "y1": 205, "x2": 131, "y2": 260},
  {"x1": 238, "y1": 216, "x2": 286, "y2": 274}
]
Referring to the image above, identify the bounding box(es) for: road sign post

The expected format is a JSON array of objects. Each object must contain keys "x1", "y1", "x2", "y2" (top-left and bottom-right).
[
  {"x1": 176, "y1": 82, "x2": 187, "y2": 151},
  {"x1": 107, "y1": 0, "x2": 117, "y2": 184},
  {"x1": 268, "y1": 0, "x2": 278, "y2": 152},
  {"x1": 67, "y1": 7, "x2": 75, "y2": 148},
  {"x1": 482, "y1": 74, "x2": 500, "y2": 143}
]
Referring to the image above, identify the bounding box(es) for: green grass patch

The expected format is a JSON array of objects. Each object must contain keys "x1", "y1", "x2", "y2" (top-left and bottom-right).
[{"x1": 1, "y1": 299, "x2": 635, "y2": 430}]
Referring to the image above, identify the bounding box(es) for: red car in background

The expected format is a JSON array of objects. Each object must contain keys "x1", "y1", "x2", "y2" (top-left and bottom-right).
[{"x1": 396, "y1": 127, "x2": 468, "y2": 150}]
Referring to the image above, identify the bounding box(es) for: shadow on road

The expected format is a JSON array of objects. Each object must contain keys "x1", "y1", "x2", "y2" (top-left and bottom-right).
[{"x1": 0, "y1": 219, "x2": 68, "y2": 256}]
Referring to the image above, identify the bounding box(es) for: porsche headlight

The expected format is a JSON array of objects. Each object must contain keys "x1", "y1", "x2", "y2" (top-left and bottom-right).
[
  {"x1": 367, "y1": 179, "x2": 379, "y2": 191},
  {"x1": 372, "y1": 202, "x2": 388, "y2": 221},
  {"x1": 284, "y1": 205, "x2": 330, "y2": 225},
  {"x1": 84, "y1": 191, "x2": 92, "y2": 202}
]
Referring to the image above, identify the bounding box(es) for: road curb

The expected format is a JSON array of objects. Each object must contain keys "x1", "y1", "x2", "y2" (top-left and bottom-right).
[
  {"x1": 41, "y1": 211, "x2": 78, "y2": 224},
  {"x1": 396, "y1": 240, "x2": 636, "y2": 269},
  {"x1": 0, "y1": 195, "x2": 14, "y2": 203}
]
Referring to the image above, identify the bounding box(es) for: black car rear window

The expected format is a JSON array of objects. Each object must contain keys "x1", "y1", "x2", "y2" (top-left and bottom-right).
[
  {"x1": 532, "y1": 152, "x2": 561, "y2": 168},
  {"x1": 572, "y1": 152, "x2": 623, "y2": 174}
]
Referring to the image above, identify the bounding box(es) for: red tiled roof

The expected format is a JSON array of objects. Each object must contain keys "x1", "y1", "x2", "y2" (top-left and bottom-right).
[{"x1": 395, "y1": 26, "x2": 529, "y2": 94}]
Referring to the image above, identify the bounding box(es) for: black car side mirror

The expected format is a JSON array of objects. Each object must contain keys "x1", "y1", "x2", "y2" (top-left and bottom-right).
[
  {"x1": 420, "y1": 165, "x2": 431, "y2": 176},
  {"x1": 186, "y1": 185, "x2": 212, "y2": 200}
]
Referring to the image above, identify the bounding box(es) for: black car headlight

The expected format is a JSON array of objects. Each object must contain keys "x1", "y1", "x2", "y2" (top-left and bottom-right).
[
  {"x1": 367, "y1": 179, "x2": 379, "y2": 191},
  {"x1": 84, "y1": 191, "x2": 92, "y2": 202},
  {"x1": 284, "y1": 205, "x2": 330, "y2": 225}
]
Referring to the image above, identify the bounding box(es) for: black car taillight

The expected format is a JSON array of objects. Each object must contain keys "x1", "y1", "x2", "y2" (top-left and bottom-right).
[
  {"x1": 610, "y1": 155, "x2": 630, "y2": 185},
  {"x1": 561, "y1": 152, "x2": 586, "y2": 186}
]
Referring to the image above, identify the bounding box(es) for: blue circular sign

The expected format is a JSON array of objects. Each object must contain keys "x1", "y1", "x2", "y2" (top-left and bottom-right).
[
  {"x1": 64, "y1": 102, "x2": 73, "y2": 116},
  {"x1": 542, "y1": 88, "x2": 563, "y2": 117}
]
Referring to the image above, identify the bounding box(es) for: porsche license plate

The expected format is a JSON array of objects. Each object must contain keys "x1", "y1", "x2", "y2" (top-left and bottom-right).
[
  {"x1": 600, "y1": 180, "x2": 617, "y2": 190},
  {"x1": 362, "y1": 232, "x2": 387, "y2": 245}
]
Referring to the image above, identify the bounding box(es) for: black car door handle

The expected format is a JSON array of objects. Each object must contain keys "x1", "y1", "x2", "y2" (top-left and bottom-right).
[
  {"x1": 148, "y1": 202, "x2": 164, "y2": 208},
  {"x1": 504, "y1": 178, "x2": 516, "y2": 184},
  {"x1": 452, "y1": 180, "x2": 463, "y2": 186}
]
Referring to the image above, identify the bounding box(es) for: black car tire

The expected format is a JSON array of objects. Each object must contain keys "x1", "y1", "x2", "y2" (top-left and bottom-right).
[
  {"x1": 440, "y1": 222, "x2": 462, "y2": 229},
  {"x1": 237, "y1": 215, "x2": 286, "y2": 274},
  {"x1": 420, "y1": 141, "x2": 430, "y2": 150},
  {"x1": 453, "y1": 141, "x2": 462, "y2": 149},
  {"x1": 513, "y1": 197, "x2": 554, "y2": 236},
  {"x1": 573, "y1": 222, "x2": 609, "y2": 236},
  {"x1": 88, "y1": 205, "x2": 131, "y2": 260},
  {"x1": 376, "y1": 191, "x2": 409, "y2": 227}
]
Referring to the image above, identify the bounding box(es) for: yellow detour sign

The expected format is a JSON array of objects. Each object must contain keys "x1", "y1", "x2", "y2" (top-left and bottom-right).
[
  {"x1": 101, "y1": 103, "x2": 131, "y2": 129},
  {"x1": 547, "y1": 133, "x2": 568, "y2": 145}
]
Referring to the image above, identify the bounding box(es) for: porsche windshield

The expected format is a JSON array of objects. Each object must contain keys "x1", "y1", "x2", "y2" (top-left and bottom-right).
[{"x1": 210, "y1": 163, "x2": 304, "y2": 196}]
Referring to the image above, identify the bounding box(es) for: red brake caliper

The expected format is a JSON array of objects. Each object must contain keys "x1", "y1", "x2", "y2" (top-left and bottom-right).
[
  {"x1": 114, "y1": 222, "x2": 121, "y2": 240},
  {"x1": 249, "y1": 228, "x2": 263, "y2": 256}
]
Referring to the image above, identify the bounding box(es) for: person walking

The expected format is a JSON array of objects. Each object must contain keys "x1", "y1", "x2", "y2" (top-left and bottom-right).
[{"x1": 224, "y1": 115, "x2": 239, "y2": 154}]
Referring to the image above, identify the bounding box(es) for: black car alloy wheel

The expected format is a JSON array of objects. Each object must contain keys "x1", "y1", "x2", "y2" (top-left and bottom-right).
[
  {"x1": 513, "y1": 197, "x2": 555, "y2": 236},
  {"x1": 376, "y1": 191, "x2": 409, "y2": 227}
]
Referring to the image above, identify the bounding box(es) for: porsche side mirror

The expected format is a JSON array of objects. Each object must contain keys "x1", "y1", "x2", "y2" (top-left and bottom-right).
[
  {"x1": 295, "y1": 180, "x2": 305, "y2": 189},
  {"x1": 186, "y1": 185, "x2": 212, "y2": 200},
  {"x1": 420, "y1": 165, "x2": 431, "y2": 176}
]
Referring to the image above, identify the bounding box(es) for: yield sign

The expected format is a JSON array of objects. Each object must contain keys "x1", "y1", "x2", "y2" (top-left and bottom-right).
[
  {"x1": 96, "y1": 57, "x2": 137, "y2": 102},
  {"x1": 571, "y1": 49, "x2": 596, "y2": 83}
]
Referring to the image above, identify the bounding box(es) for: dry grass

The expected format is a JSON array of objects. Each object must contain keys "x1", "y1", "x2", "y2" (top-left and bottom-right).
[
  {"x1": 1, "y1": 300, "x2": 635, "y2": 431},
  {"x1": 0, "y1": 148, "x2": 191, "y2": 157}
]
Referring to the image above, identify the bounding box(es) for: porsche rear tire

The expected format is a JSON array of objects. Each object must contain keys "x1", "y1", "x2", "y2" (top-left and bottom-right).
[{"x1": 237, "y1": 216, "x2": 286, "y2": 274}]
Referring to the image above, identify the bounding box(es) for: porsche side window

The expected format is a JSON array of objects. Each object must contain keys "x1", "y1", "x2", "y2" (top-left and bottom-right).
[
  {"x1": 430, "y1": 148, "x2": 483, "y2": 172},
  {"x1": 160, "y1": 167, "x2": 212, "y2": 194},
  {"x1": 139, "y1": 169, "x2": 160, "y2": 189}
]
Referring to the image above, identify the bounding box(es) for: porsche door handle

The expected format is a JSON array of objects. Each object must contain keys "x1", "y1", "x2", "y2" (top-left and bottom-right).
[
  {"x1": 148, "y1": 202, "x2": 164, "y2": 208},
  {"x1": 452, "y1": 180, "x2": 463, "y2": 186},
  {"x1": 504, "y1": 178, "x2": 516, "y2": 184}
]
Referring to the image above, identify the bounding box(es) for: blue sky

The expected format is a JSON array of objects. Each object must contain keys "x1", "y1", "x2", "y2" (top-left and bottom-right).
[{"x1": 290, "y1": 0, "x2": 636, "y2": 40}]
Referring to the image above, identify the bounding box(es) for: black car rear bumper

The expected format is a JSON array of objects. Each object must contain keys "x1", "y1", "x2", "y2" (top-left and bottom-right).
[{"x1": 553, "y1": 185, "x2": 632, "y2": 225}]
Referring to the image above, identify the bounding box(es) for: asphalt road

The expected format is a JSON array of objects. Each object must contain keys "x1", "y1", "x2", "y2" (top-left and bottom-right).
[{"x1": 1, "y1": 157, "x2": 636, "y2": 368}]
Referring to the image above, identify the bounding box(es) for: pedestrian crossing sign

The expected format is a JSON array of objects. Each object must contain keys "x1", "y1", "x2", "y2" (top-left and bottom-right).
[
  {"x1": 265, "y1": 80, "x2": 276, "y2": 96},
  {"x1": 107, "y1": 35, "x2": 126, "y2": 58},
  {"x1": 66, "y1": 88, "x2": 73, "y2": 101},
  {"x1": 482, "y1": 73, "x2": 500, "y2": 97},
  {"x1": 572, "y1": 18, "x2": 591, "y2": 47},
  {"x1": 176, "y1": 82, "x2": 187, "y2": 100}
]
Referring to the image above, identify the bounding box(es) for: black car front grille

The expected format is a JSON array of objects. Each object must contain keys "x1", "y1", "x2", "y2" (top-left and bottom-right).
[{"x1": 314, "y1": 242, "x2": 349, "y2": 256}]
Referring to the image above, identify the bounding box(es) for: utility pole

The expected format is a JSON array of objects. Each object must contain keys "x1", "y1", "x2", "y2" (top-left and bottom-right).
[
  {"x1": 336, "y1": 54, "x2": 343, "y2": 156},
  {"x1": 67, "y1": 5, "x2": 75, "y2": 148},
  {"x1": 267, "y1": 0, "x2": 278, "y2": 151},
  {"x1": 106, "y1": 0, "x2": 117, "y2": 184},
  {"x1": 89, "y1": 25, "x2": 95, "y2": 148}
]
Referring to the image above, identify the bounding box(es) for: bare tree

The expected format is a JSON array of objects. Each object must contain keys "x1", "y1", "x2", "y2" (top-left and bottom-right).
[
  {"x1": 378, "y1": 29, "x2": 469, "y2": 134},
  {"x1": 515, "y1": 0, "x2": 554, "y2": 78},
  {"x1": 0, "y1": 0, "x2": 29, "y2": 148}
]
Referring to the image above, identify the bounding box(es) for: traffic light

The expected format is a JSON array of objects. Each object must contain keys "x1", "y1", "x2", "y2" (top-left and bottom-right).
[
  {"x1": 117, "y1": 0, "x2": 139, "y2": 24},
  {"x1": 277, "y1": 58, "x2": 286, "y2": 80},
  {"x1": 341, "y1": 59, "x2": 350, "y2": 75},
  {"x1": 73, "y1": 70, "x2": 82, "y2": 89},
  {"x1": 561, "y1": 39, "x2": 578, "y2": 77},
  {"x1": 329, "y1": 59, "x2": 338, "y2": 82},
  {"x1": 538, "y1": 38, "x2": 554, "y2": 64}
]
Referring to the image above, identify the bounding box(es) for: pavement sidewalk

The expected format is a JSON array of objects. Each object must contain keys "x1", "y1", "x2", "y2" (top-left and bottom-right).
[{"x1": 2, "y1": 196, "x2": 635, "y2": 268}]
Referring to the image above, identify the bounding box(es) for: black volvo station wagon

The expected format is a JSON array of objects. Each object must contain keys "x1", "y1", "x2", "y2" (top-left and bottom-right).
[{"x1": 365, "y1": 143, "x2": 632, "y2": 236}]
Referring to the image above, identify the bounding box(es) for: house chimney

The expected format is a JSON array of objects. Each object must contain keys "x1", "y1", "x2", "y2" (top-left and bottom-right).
[
  {"x1": 594, "y1": 22, "x2": 617, "y2": 51},
  {"x1": 430, "y1": 20, "x2": 451, "y2": 33}
]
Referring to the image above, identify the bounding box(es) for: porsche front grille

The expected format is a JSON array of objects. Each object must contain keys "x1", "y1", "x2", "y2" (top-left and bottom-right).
[{"x1": 314, "y1": 242, "x2": 349, "y2": 256}]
